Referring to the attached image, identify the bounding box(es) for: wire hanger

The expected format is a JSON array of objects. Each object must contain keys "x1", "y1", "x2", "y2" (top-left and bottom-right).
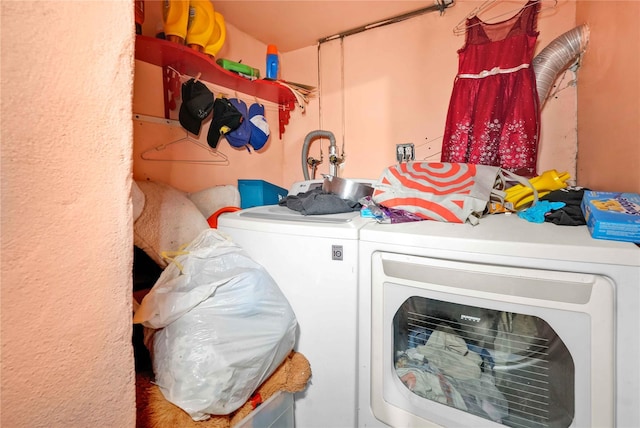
[
  {"x1": 141, "y1": 131, "x2": 229, "y2": 165},
  {"x1": 453, "y1": 0, "x2": 557, "y2": 35}
]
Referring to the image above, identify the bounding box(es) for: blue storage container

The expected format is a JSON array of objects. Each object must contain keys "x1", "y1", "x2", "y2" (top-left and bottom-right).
[{"x1": 238, "y1": 179, "x2": 288, "y2": 209}]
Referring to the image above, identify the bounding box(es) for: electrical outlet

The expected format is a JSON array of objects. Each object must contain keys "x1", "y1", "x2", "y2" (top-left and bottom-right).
[{"x1": 396, "y1": 143, "x2": 415, "y2": 163}]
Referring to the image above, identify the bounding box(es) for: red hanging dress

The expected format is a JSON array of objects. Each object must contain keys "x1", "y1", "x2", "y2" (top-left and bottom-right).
[{"x1": 441, "y1": 1, "x2": 541, "y2": 177}]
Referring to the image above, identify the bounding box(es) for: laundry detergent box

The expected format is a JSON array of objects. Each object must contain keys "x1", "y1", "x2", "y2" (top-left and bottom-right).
[{"x1": 581, "y1": 191, "x2": 640, "y2": 243}]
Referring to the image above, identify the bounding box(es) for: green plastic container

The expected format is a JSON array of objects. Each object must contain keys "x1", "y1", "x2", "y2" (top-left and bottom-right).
[{"x1": 216, "y1": 59, "x2": 260, "y2": 79}]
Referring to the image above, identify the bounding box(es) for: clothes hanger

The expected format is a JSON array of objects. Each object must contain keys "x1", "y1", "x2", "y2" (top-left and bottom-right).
[
  {"x1": 140, "y1": 131, "x2": 229, "y2": 165},
  {"x1": 453, "y1": 0, "x2": 557, "y2": 35},
  {"x1": 137, "y1": 71, "x2": 227, "y2": 165}
]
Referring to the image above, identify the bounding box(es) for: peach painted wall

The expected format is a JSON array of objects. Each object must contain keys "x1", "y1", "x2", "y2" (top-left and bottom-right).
[
  {"x1": 575, "y1": 1, "x2": 640, "y2": 193},
  {"x1": 1, "y1": 1, "x2": 136, "y2": 427},
  {"x1": 134, "y1": 0, "x2": 584, "y2": 193},
  {"x1": 283, "y1": 0, "x2": 579, "y2": 187},
  {"x1": 135, "y1": 1, "x2": 638, "y2": 195}
]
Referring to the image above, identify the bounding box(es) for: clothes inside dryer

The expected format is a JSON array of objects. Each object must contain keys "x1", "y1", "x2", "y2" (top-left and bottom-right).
[{"x1": 392, "y1": 296, "x2": 575, "y2": 428}]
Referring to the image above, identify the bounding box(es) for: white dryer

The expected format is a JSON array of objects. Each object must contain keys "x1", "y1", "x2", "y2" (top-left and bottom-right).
[
  {"x1": 356, "y1": 214, "x2": 640, "y2": 428},
  {"x1": 217, "y1": 181, "x2": 374, "y2": 428}
]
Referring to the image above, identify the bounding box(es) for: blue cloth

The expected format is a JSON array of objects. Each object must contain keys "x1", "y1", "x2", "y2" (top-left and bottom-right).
[
  {"x1": 518, "y1": 201, "x2": 566, "y2": 223},
  {"x1": 409, "y1": 328, "x2": 431, "y2": 348},
  {"x1": 467, "y1": 343, "x2": 495, "y2": 375}
]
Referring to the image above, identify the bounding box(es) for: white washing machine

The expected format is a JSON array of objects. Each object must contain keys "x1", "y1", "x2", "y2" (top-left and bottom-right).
[{"x1": 217, "y1": 180, "x2": 374, "y2": 428}]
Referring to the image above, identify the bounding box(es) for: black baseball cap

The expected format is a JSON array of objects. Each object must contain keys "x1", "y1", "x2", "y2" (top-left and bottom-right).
[
  {"x1": 178, "y1": 79, "x2": 214, "y2": 135},
  {"x1": 207, "y1": 98, "x2": 243, "y2": 148}
]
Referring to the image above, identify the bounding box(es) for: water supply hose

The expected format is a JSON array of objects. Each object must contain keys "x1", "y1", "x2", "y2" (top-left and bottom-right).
[
  {"x1": 302, "y1": 130, "x2": 337, "y2": 180},
  {"x1": 533, "y1": 24, "x2": 590, "y2": 108}
]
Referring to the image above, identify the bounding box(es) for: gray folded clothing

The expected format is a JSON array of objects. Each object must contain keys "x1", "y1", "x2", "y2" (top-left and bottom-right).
[{"x1": 279, "y1": 188, "x2": 361, "y2": 215}]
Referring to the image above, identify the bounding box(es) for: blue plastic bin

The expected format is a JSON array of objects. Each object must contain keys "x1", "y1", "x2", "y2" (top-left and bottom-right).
[{"x1": 238, "y1": 179, "x2": 288, "y2": 209}]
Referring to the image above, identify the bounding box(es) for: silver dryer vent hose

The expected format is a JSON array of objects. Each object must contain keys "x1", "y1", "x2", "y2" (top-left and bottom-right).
[{"x1": 533, "y1": 24, "x2": 590, "y2": 108}]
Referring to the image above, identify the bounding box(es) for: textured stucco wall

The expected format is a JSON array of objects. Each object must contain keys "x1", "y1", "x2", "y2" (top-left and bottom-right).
[{"x1": 1, "y1": 1, "x2": 136, "y2": 427}]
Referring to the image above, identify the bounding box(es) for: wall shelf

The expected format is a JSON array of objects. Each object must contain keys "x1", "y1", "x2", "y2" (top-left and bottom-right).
[{"x1": 134, "y1": 35, "x2": 295, "y2": 137}]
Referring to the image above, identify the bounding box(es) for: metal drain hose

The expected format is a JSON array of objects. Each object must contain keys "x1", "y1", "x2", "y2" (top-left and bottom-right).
[
  {"x1": 302, "y1": 130, "x2": 337, "y2": 180},
  {"x1": 533, "y1": 24, "x2": 590, "y2": 108}
]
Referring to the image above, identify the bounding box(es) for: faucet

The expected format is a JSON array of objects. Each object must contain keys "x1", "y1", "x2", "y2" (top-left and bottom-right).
[
  {"x1": 329, "y1": 148, "x2": 345, "y2": 176},
  {"x1": 306, "y1": 156, "x2": 323, "y2": 180},
  {"x1": 301, "y1": 130, "x2": 343, "y2": 180}
]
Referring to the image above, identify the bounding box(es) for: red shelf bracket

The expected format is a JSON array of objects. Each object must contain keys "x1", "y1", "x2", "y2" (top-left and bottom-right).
[
  {"x1": 279, "y1": 107, "x2": 291, "y2": 139},
  {"x1": 163, "y1": 66, "x2": 182, "y2": 119}
]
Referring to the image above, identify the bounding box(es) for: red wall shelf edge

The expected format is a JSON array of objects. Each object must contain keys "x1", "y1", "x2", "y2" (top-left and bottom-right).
[{"x1": 135, "y1": 35, "x2": 296, "y2": 137}]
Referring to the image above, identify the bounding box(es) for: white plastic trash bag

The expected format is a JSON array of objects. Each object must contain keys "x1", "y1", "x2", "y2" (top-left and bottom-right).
[{"x1": 133, "y1": 229, "x2": 297, "y2": 421}]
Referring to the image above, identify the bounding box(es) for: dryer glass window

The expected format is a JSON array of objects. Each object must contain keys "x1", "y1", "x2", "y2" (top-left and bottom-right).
[{"x1": 392, "y1": 296, "x2": 575, "y2": 428}]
